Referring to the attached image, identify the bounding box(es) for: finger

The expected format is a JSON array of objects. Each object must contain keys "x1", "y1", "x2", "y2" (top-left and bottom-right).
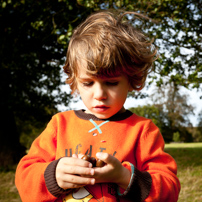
[
  {"x1": 58, "y1": 175, "x2": 95, "y2": 189},
  {"x1": 60, "y1": 157, "x2": 93, "y2": 168},
  {"x1": 64, "y1": 174, "x2": 95, "y2": 185},
  {"x1": 63, "y1": 165, "x2": 95, "y2": 176},
  {"x1": 72, "y1": 153, "x2": 78, "y2": 158}
]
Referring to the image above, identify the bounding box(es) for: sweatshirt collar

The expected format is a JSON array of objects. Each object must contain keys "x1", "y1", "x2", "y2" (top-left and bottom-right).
[{"x1": 74, "y1": 109, "x2": 133, "y2": 121}]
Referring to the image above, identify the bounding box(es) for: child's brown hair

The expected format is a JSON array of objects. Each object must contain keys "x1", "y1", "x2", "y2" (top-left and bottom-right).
[{"x1": 63, "y1": 11, "x2": 157, "y2": 94}]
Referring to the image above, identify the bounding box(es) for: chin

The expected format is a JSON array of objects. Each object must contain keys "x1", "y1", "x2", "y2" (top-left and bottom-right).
[{"x1": 94, "y1": 113, "x2": 112, "y2": 119}]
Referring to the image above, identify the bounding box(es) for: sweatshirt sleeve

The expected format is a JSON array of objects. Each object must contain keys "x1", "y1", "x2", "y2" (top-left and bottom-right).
[
  {"x1": 118, "y1": 121, "x2": 180, "y2": 202},
  {"x1": 15, "y1": 116, "x2": 66, "y2": 202},
  {"x1": 117, "y1": 162, "x2": 152, "y2": 201},
  {"x1": 44, "y1": 158, "x2": 72, "y2": 197}
]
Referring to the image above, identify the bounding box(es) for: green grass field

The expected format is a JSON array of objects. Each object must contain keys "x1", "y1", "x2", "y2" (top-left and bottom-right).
[
  {"x1": 0, "y1": 143, "x2": 202, "y2": 201},
  {"x1": 165, "y1": 142, "x2": 202, "y2": 202}
]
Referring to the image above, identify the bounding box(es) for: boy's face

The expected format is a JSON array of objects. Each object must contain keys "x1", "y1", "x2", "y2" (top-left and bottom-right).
[{"x1": 76, "y1": 66, "x2": 132, "y2": 119}]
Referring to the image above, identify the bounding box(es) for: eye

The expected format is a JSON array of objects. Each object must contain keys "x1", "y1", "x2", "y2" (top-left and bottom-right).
[
  {"x1": 106, "y1": 81, "x2": 119, "y2": 86},
  {"x1": 82, "y1": 81, "x2": 93, "y2": 87}
]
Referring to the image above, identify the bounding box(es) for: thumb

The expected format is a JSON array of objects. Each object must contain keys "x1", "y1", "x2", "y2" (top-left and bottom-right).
[{"x1": 96, "y1": 152, "x2": 114, "y2": 164}]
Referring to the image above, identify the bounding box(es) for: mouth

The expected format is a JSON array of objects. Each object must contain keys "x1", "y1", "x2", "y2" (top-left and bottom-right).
[{"x1": 94, "y1": 105, "x2": 109, "y2": 112}]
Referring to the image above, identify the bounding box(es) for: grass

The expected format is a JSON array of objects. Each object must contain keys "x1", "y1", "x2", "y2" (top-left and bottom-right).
[
  {"x1": 165, "y1": 142, "x2": 202, "y2": 202},
  {"x1": 0, "y1": 170, "x2": 21, "y2": 202},
  {"x1": 0, "y1": 143, "x2": 202, "y2": 201}
]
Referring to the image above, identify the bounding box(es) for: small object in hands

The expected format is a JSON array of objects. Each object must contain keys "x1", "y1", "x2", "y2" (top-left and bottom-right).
[
  {"x1": 82, "y1": 155, "x2": 105, "y2": 167},
  {"x1": 81, "y1": 155, "x2": 91, "y2": 162},
  {"x1": 90, "y1": 157, "x2": 97, "y2": 167},
  {"x1": 96, "y1": 159, "x2": 105, "y2": 167}
]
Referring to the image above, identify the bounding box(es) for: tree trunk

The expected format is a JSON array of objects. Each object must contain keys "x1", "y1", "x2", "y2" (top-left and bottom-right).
[{"x1": 0, "y1": 68, "x2": 26, "y2": 169}]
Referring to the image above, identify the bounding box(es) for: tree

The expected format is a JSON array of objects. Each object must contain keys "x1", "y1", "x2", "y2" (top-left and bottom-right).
[
  {"x1": 79, "y1": 1, "x2": 202, "y2": 142},
  {"x1": 197, "y1": 110, "x2": 202, "y2": 128},
  {"x1": 193, "y1": 110, "x2": 202, "y2": 142},
  {"x1": 151, "y1": 82, "x2": 194, "y2": 142},
  {"x1": 78, "y1": 0, "x2": 202, "y2": 91},
  {"x1": 1, "y1": 0, "x2": 201, "y2": 167},
  {"x1": 129, "y1": 104, "x2": 174, "y2": 142},
  {"x1": 129, "y1": 105, "x2": 163, "y2": 129},
  {"x1": 130, "y1": 82, "x2": 195, "y2": 142},
  {"x1": 0, "y1": 0, "x2": 95, "y2": 167}
]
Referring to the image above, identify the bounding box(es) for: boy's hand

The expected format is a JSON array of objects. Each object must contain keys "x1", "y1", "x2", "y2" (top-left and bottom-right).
[
  {"x1": 93, "y1": 153, "x2": 131, "y2": 190},
  {"x1": 56, "y1": 154, "x2": 95, "y2": 190}
]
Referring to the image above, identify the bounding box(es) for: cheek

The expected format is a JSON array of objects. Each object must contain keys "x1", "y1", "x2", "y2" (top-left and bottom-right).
[
  {"x1": 79, "y1": 90, "x2": 91, "y2": 103},
  {"x1": 118, "y1": 87, "x2": 129, "y2": 102},
  {"x1": 110, "y1": 88, "x2": 128, "y2": 103},
  {"x1": 119, "y1": 92, "x2": 128, "y2": 103}
]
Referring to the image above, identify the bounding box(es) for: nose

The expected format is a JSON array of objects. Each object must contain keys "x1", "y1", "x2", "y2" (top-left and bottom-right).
[{"x1": 94, "y1": 83, "x2": 107, "y2": 100}]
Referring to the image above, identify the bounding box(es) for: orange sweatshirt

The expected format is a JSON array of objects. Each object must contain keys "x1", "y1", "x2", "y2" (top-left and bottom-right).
[{"x1": 15, "y1": 110, "x2": 180, "y2": 202}]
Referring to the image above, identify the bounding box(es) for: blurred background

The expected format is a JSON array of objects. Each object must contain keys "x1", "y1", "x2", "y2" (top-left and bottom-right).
[{"x1": 0, "y1": 1, "x2": 202, "y2": 201}]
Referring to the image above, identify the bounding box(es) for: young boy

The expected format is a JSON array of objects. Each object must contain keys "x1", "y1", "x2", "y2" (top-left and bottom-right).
[{"x1": 15, "y1": 11, "x2": 180, "y2": 202}]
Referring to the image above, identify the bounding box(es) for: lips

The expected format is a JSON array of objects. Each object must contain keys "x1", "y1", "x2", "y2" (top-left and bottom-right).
[{"x1": 94, "y1": 105, "x2": 109, "y2": 112}]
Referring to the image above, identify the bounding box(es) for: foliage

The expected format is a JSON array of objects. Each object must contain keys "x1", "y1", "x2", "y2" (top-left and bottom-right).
[
  {"x1": 129, "y1": 105, "x2": 163, "y2": 128},
  {"x1": 0, "y1": 0, "x2": 93, "y2": 135},
  {"x1": 19, "y1": 120, "x2": 47, "y2": 149},
  {"x1": 151, "y1": 82, "x2": 194, "y2": 142},
  {"x1": 130, "y1": 83, "x2": 195, "y2": 142},
  {"x1": 191, "y1": 110, "x2": 202, "y2": 142},
  {"x1": 0, "y1": 0, "x2": 94, "y2": 165},
  {"x1": 1, "y1": 0, "x2": 201, "y2": 166},
  {"x1": 77, "y1": 0, "x2": 202, "y2": 91},
  {"x1": 197, "y1": 110, "x2": 202, "y2": 128},
  {"x1": 129, "y1": 104, "x2": 171, "y2": 142},
  {"x1": 152, "y1": 82, "x2": 195, "y2": 127},
  {"x1": 172, "y1": 131, "x2": 181, "y2": 142},
  {"x1": 188, "y1": 127, "x2": 202, "y2": 142}
]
